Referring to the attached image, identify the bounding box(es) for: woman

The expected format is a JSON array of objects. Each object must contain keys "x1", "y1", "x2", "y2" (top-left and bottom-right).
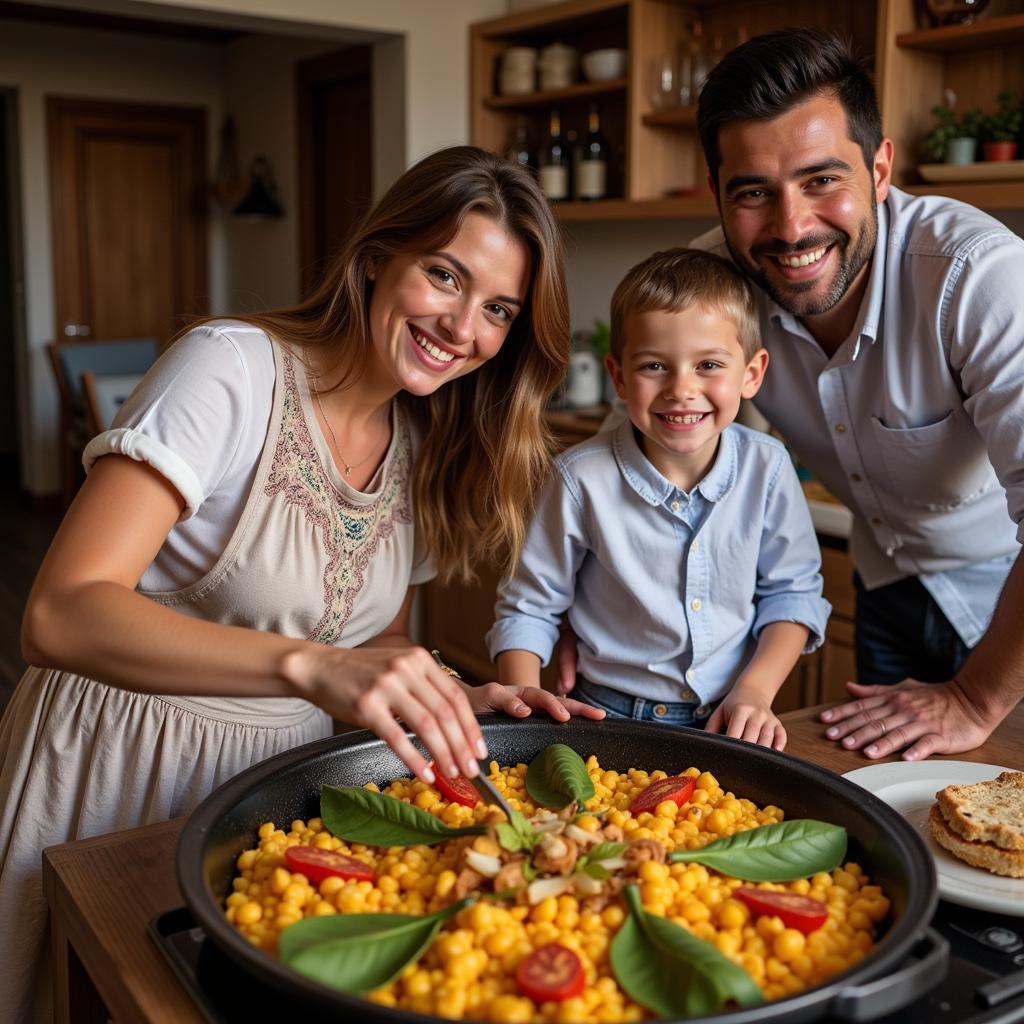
[{"x1": 0, "y1": 146, "x2": 601, "y2": 1022}]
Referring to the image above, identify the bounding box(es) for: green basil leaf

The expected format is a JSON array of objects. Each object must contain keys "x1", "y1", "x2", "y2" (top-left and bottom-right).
[
  {"x1": 577, "y1": 841, "x2": 626, "y2": 880},
  {"x1": 522, "y1": 859, "x2": 537, "y2": 881},
  {"x1": 669, "y1": 820, "x2": 847, "y2": 881},
  {"x1": 495, "y1": 822, "x2": 525, "y2": 853},
  {"x1": 279, "y1": 898, "x2": 469, "y2": 993},
  {"x1": 582, "y1": 861, "x2": 611, "y2": 880},
  {"x1": 610, "y1": 885, "x2": 763, "y2": 1017},
  {"x1": 525, "y1": 743, "x2": 595, "y2": 809},
  {"x1": 321, "y1": 784, "x2": 485, "y2": 847}
]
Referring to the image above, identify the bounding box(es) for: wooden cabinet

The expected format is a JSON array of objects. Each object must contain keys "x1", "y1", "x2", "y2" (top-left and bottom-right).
[{"x1": 470, "y1": 0, "x2": 1024, "y2": 219}]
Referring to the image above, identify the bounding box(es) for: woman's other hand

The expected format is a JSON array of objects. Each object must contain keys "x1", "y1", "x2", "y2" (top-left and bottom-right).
[
  {"x1": 468, "y1": 682, "x2": 606, "y2": 722},
  {"x1": 280, "y1": 644, "x2": 488, "y2": 786}
]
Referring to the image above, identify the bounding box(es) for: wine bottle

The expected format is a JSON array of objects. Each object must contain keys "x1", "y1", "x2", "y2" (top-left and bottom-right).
[
  {"x1": 576, "y1": 104, "x2": 609, "y2": 200},
  {"x1": 538, "y1": 109, "x2": 569, "y2": 202},
  {"x1": 505, "y1": 117, "x2": 534, "y2": 174}
]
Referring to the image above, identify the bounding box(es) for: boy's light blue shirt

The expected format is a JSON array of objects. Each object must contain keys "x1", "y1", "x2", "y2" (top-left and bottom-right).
[{"x1": 487, "y1": 420, "x2": 831, "y2": 705}]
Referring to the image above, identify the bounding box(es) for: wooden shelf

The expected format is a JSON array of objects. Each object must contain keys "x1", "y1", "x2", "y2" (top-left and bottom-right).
[
  {"x1": 902, "y1": 181, "x2": 1024, "y2": 208},
  {"x1": 484, "y1": 78, "x2": 626, "y2": 110},
  {"x1": 641, "y1": 106, "x2": 698, "y2": 128},
  {"x1": 554, "y1": 195, "x2": 716, "y2": 221},
  {"x1": 473, "y1": 0, "x2": 628, "y2": 39},
  {"x1": 896, "y1": 13, "x2": 1024, "y2": 52}
]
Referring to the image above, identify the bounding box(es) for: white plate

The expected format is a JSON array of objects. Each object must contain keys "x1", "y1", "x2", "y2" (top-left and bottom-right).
[{"x1": 843, "y1": 761, "x2": 1024, "y2": 916}]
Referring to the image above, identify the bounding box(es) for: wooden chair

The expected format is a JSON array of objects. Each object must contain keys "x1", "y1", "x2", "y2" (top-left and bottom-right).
[
  {"x1": 46, "y1": 337, "x2": 158, "y2": 507},
  {"x1": 81, "y1": 371, "x2": 146, "y2": 436}
]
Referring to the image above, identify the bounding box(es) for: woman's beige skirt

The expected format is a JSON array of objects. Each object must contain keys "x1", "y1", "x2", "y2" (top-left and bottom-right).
[{"x1": 0, "y1": 667, "x2": 331, "y2": 1023}]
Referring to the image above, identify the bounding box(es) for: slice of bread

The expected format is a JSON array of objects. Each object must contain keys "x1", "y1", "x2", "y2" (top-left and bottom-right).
[
  {"x1": 935, "y1": 771, "x2": 1024, "y2": 851},
  {"x1": 928, "y1": 804, "x2": 1024, "y2": 878}
]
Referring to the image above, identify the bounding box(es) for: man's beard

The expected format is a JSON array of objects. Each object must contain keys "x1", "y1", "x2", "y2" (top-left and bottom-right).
[{"x1": 726, "y1": 202, "x2": 877, "y2": 318}]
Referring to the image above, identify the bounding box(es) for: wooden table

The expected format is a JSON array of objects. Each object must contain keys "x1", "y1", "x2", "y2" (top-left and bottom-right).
[{"x1": 43, "y1": 702, "x2": 1024, "y2": 1024}]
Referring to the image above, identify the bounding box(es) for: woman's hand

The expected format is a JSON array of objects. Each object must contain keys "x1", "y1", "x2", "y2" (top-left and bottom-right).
[
  {"x1": 468, "y1": 682, "x2": 606, "y2": 722},
  {"x1": 705, "y1": 689, "x2": 787, "y2": 751},
  {"x1": 280, "y1": 644, "x2": 488, "y2": 785}
]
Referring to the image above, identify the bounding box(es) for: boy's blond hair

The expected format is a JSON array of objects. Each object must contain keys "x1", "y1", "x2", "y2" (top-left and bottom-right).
[{"x1": 610, "y1": 248, "x2": 759, "y2": 361}]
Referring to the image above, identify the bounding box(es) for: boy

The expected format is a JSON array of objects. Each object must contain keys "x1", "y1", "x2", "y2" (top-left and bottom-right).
[{"x1": 486, "y1": 249, "x2": 830, "y2": 750}]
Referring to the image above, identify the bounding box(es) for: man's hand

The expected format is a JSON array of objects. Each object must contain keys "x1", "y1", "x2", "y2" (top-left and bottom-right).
[{"x1": 820, "y1": 678, "x2": 992, "y2": 760}]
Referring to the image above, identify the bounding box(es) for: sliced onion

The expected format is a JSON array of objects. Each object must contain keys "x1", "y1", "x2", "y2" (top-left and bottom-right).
[
  {"x1": 594, "y1": 856, "x2": 627, "y2": 871},
  {"x1": 530, "y1": 818, "x2": 565, "y2": 835},
  {"x1": 564, "y1": 824, "x2": 602, "y2": 846},
  {"x1": 570, "y1": 871, "x2": 603, "y2": 896},
  {"x1": 464, "y1": 849, "x2": 502, "y2": 878},
  {"x1": 527, "y1": 875, "x2": 573, "y2": 904}
]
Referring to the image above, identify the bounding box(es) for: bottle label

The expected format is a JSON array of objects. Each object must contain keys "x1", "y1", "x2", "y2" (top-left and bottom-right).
[
  {"x1": 539, "y1": 165, "x2": 569, "y2": 200},
  {"x1": 576, "y1": 161, "x2": 606, "y2": 199}
]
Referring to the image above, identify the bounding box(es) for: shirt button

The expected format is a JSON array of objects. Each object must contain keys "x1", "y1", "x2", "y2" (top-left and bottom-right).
[
  {"x1": 690, "y1": 540, "x2": 699, "y2": 552},
  {"x1": 696, "y1": 705, "x2": 710, "y2": 716},
  {"x1": 850, "y1": 472, "x2": 862, "y2": 483},
  {"x1": 653, "y1": 704, "x2": 668, "y2": 717},
  {"x1": 685, "y1": 669, "x2": 695, "y2": 682},
  {"x1": 691, "y1": 599, "x2": 702, "y2": 611},
  {"x1": 670, "y1": 500, "x2": 681, "y2": 512},
  {"x1": 835, "y1": 423, "x2": 846, "y2": 434}
]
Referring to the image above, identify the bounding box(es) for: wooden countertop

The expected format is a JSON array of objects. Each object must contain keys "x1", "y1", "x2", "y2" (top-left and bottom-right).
[{"x1": 43, "y1": 702, "x2": 1024, "y2": 1023}]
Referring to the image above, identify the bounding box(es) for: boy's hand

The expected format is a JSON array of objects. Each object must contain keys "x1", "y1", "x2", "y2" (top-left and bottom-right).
[{"x1": 705, "y1": 689, "x2": 787, "y2": 751}]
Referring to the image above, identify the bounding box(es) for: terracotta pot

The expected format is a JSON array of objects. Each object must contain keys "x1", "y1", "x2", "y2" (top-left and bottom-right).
[{"x1": 982, "y1": 141, "x2": 1018, "y2": 162}]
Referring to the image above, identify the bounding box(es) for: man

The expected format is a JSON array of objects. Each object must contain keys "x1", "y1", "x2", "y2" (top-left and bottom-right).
[{"x1": 565, "y1": 29, "x2": 1024, "y2": 761}]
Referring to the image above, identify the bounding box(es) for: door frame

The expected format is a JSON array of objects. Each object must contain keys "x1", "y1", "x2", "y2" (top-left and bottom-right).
[
  {"x1": 295, "y1": 46, "x2": 372, "y2": 296},
  {"x1": 46, "y1": 96, "x2": 207, "y2": 341}
]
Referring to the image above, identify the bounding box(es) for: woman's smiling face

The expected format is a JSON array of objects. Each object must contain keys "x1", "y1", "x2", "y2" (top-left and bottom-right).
[{"x1": 366, "y1": 211, "x2": 532, "y2": 397}]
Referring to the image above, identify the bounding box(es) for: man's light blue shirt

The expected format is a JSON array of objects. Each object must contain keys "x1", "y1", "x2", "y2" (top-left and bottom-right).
[
  {"x1": 487, "y1": 421, "x2": 831, "y2": 705},
  {"x1": 692, "y1": 187, "x2": 1024, "y2": 646}
]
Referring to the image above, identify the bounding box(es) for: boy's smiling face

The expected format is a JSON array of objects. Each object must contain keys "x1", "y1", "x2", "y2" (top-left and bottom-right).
[{"x1": 607, "y1": 305, "x2": 768, "y2": 489}]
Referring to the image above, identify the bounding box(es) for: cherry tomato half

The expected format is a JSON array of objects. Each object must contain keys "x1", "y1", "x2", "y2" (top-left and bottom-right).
[
  {"x1": 734, "y1": 887, "x2": 828, "y2": 934},
  {"x1": 430, "y1": 765, "x2": 480, "y2": 808},
  {"x1": 516, "y1": 943, "x2": 586, "y2": 1003},
  {"x1": 284, "y1": 846, "x2": 375, "y2": 885},
  {"x1": 630, "y1": 775, "x2": 697, "y2": 816}
]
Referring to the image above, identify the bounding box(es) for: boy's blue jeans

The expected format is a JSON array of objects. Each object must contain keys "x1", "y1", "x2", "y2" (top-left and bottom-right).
[
  {"x1": 574, "y1": 677, "x2": 717, "y2": 727},
  {"x1": 854, "y1": 573, "x2": 971, "y2": 685}
]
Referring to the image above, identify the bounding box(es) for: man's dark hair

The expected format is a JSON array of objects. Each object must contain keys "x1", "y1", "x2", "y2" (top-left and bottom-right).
[{"x1": 697, "y1": 29, "x2": 882, "y2": 190}]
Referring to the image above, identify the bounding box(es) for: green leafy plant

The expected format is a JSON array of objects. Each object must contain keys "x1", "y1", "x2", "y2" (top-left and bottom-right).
[
  {"x1": 922, "y1": 102, "x2": 982, "y2": 162},
  {"x1": 668, "y1": 819, "x2": 847, "y2": 881},
  {"x1": 589, "y1": 319, "x2": 611, "y2": 362},
  {"x1": 609, "y1": 885, "x2": 763, "y2": 1017},
  {"x1": 320, "y1": 784, "x2": 485, "y2": 847},
  {"x1": 279, "y1": 898, "x2": 472, "y2": 993},
  {"x1": 576, "y1": 841, "x2": 627, "y2": 880},
  {"x1": 981, "y1": 90, "x2": 1023, "y2": 143},
  {"x1": 525, "y1": 743, "x2": 596, "y2": 808}
]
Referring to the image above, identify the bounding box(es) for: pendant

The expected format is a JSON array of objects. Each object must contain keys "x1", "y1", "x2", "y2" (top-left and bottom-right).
[{"x1": 343, "y1": 464, "x2": 352, "y2": 477}]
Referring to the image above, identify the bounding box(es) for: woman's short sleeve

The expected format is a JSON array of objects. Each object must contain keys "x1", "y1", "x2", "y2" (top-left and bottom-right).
[{"x1": 82, "y1": 324, "x2": 272, "y2": 521}]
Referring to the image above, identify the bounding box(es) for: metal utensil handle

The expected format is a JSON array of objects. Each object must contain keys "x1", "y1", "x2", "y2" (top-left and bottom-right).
[
  {"x1": 829, "y1": 928, "x2": 948, "y2": 1021},
  {"x1": 431, "y1": 650, "x2": 462, "y2": 679}
]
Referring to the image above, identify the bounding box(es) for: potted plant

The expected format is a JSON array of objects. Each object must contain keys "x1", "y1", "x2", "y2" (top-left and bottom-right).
[
  {"x1": 923, "y1": 101, "x2": 982, "y2": 165},
  {"x1": 980, "y1": 90, "x2": 1022, "y2": 161}
]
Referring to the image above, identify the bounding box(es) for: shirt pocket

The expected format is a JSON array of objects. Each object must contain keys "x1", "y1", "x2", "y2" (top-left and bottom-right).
[{"x1": 869, "y1": 409, "x2": 994, "y2": 511}]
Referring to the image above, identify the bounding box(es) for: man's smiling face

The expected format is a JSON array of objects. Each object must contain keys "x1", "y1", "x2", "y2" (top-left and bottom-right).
[{"x1": 715, "y1": 92, "x2": 891, "y2": 324}]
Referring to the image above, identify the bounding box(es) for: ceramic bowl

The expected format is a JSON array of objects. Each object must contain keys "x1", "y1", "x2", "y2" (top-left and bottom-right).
[{"x1": 582, "y1": 48, "x2": 627, "y2": 82}]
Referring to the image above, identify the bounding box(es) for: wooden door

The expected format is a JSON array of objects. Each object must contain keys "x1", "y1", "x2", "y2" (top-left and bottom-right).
[
  {"x1": 296, "y1": 47, "x2": 373, "y2": 295},
  {"x1": 47, "y1": 98, "x2": 208, "y2": 345}
]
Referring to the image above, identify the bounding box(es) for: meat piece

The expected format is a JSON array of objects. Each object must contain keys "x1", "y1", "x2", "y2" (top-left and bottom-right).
[
  {"x1": 494, "y1": 858, "x2": 528, "y2": 894},
  {"x1": 625, "y1": 839, "x2": 666, "y2": 866},
  {"x1": 533, "y1": 834, "x2": 579, "y2": 876},
  {"x1": 453, "y1": 867, "x2": 485, "y2": 899},
  {"x1": 601, "y1": 824, "x2": 624, "y2": 842}
]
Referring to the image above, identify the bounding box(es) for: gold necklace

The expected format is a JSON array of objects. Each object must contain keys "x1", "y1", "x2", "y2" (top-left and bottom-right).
[{"x1": 311, "y1": 378, "x2": 387, "y2": 478}]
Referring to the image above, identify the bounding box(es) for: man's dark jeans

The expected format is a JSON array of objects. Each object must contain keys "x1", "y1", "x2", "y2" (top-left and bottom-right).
[{"x1": 854, "y1": 572, "x2": 971, "y2": 685}]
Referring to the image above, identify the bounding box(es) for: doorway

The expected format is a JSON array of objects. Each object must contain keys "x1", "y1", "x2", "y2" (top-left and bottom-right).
[
  {"x1": 296, "y1": 46, "x2": 373, "y2": 296},
  {"x1": 0, "y1": 88, "x2": 24, "y2": 478}
]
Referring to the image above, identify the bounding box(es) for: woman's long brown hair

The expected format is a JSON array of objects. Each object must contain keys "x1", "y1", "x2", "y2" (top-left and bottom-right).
[{"x1": 206, "y1": 146, "x2": 569, "y2": 582}]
